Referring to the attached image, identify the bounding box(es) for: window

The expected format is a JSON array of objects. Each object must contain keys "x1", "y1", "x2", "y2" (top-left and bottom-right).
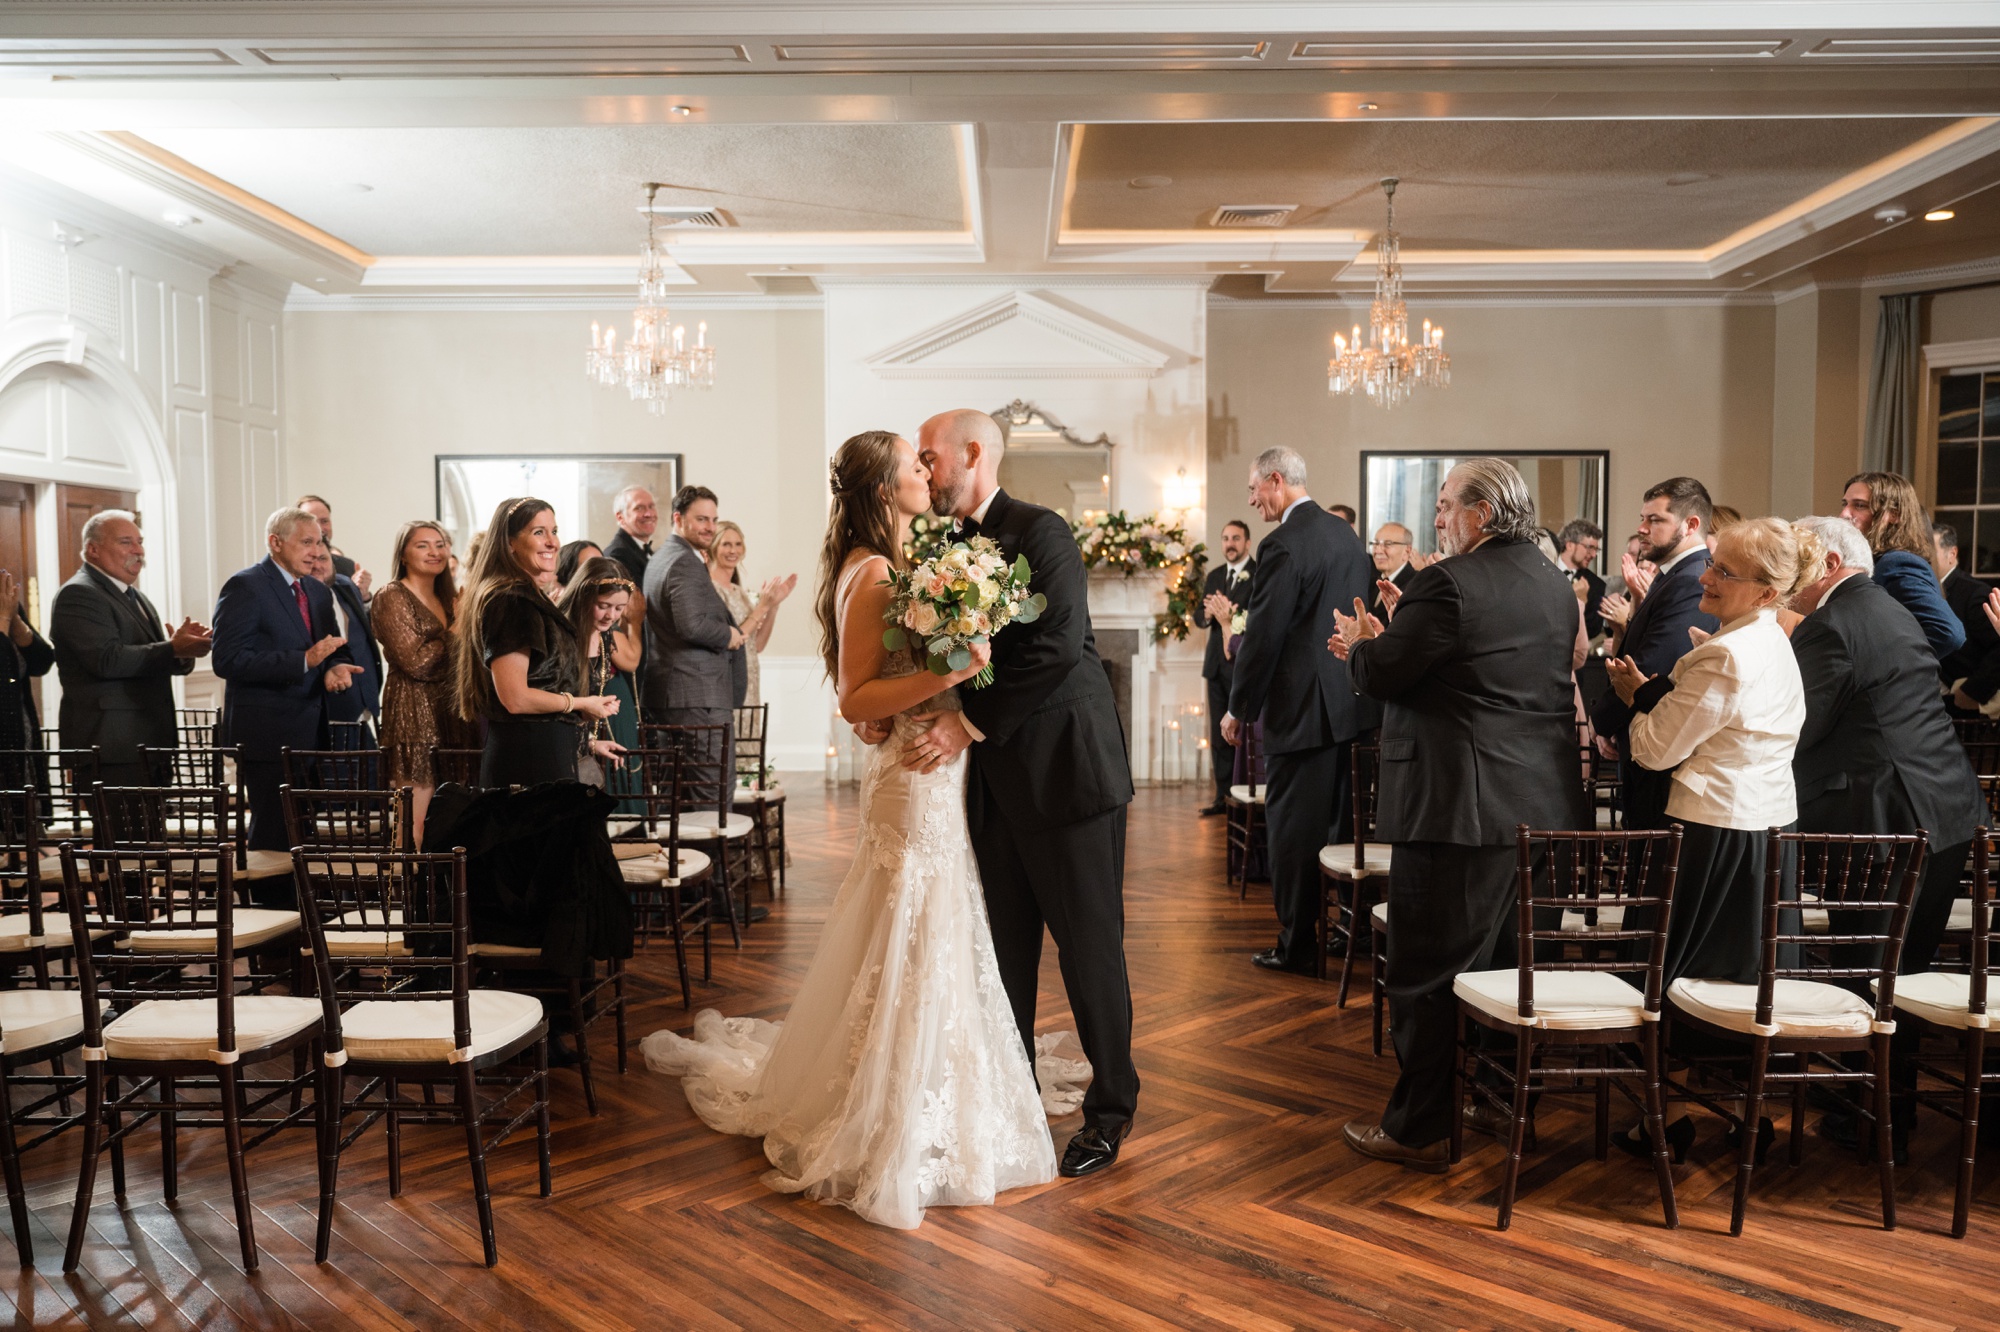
[{"x1": 1931, "y1": 369, "x2": 2000, "y2": 576}]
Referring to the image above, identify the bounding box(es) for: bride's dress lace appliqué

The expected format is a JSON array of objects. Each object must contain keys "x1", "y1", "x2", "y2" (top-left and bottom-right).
[{"x1": 641, "y1": 575, "x2": 1086, "y2": 1230}]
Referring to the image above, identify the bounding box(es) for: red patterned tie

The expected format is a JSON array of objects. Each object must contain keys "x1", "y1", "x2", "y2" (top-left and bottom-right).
[{"x1": 293, "y1": 579, "x2": 312, "y2": 637}]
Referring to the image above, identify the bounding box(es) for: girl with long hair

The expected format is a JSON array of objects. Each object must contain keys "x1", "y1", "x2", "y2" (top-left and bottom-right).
[
  {"x1": 1841, "y1": 470, "x2": 1964, "y2": 660},
  {"x1": 373, "y1": 519, "x2": 478, "y2": 840},
  {"x1": 454, "y1": 497, "x2": 624, "y2": 788},
  {"x1": 556, "y1": 556, "x2": 643, "y2": 811},
  {"x1": 643, "y1": 429, "x2": 1064, "y2": 1230}
]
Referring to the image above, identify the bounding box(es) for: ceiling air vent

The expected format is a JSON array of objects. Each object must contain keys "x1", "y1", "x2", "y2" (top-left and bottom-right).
[
  {"x1": 1208, "y1": 204, "x2": 1296, "y2": 228},
  {"x1": 638, "y1": 205, "x2": 736, "y2": 228}
]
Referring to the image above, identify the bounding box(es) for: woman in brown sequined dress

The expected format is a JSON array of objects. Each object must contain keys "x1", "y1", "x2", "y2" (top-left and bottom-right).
[{"x1": 374, "y1": 520, "x2": 477, "y2": 841}]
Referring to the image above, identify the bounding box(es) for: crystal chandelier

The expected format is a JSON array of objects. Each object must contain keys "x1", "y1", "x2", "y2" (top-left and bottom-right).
[
  {"x1": 585, "y1": 183, "x2": 716, "y2": 414},
  {"x1": 1327, "y1": 177, "x2": 1449, "y2": 409}
]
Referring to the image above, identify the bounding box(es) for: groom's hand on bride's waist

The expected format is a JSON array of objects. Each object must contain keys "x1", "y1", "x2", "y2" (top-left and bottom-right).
[
  {"x1": 902, "y1": 710, "x2": 975, "y2": 773},
  {"x1": 853, "y1": 718, "x2": 893, "y2": 746}
]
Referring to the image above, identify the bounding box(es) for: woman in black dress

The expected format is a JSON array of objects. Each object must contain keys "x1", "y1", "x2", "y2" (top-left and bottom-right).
[
  {"x1": 453, "y1": 497, "x2": 625, "y2": 788},
  {"x1": 0, "y1": 567, "x2": 54, "y2": 788}
]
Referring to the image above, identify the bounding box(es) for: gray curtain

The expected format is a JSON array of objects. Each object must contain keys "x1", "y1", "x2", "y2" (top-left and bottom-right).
[{"x1": 1863, "y1": 293, "x2": 1923, "y2": 476}]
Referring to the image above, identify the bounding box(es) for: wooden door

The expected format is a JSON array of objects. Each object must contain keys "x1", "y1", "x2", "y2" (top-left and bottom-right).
[{"x1": 55, "y1": 484, "x2": 138, "y2": 585}]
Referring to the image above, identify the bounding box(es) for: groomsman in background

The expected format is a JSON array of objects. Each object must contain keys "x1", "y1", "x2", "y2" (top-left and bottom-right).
[
  {"x1": 1327, "y1": 503, "x2": 1358, "y2": 529},
  {"x1": 296, "y1": 495, "x2": 371, "y2": 599},
  {"x1": 310, "y1": 543, "x2": 381, "y2": 738},
  {"x1": 1365, "y1": 522, "x2": 1418, "y2": 621},
  {"x1": 1557, "y1": 519, "x2": 1606, "y2": 639},
  {"x1": 1935, "y1": 522, "x2": 2000, "y2": 712},
  {"x1": 1193, "y1": 519, "x2": 1254, "y2": 816},
  {"x1": 1223, "y1": 447, "x2": 1375, "y2": 974},
  {"x1": 1587, "y1": 477, "x2": 1717, "y2": 828},
  {"x1": 604, "y1": 485, "x2": 660, "y2": 586},
  {"x1": 52, "y1": 510, "x2": 211, "y2": 787}
]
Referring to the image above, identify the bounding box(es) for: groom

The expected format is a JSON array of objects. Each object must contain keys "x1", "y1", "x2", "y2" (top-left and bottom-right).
[{"x1": 899, "y1": 407, "x2": 1139, "y2": 1177}]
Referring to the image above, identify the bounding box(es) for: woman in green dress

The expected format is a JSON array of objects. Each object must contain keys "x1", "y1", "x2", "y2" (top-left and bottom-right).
[{"x1": 558, "y1": 557, "x2": 645, "y2": 813}]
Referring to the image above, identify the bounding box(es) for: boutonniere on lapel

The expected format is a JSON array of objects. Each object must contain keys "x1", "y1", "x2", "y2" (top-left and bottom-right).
[{"x1": 1229, "y1": 567, "x2": 1249, "y2": 588}]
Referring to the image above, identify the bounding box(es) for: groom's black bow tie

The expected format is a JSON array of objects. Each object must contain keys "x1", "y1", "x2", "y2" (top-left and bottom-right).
[{"x1": 956, "y1": 517, "x2": 981, "y2": 540}]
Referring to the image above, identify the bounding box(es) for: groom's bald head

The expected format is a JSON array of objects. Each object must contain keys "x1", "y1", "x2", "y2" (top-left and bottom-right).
[{"x1": 918, "y1": 408, "x2": 1005, "y2": 519}]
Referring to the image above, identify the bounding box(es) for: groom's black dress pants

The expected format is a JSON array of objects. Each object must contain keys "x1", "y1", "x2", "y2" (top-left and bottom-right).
[{"x1": 971, "y1": 787, "x2": 1139, "y2": 1135}]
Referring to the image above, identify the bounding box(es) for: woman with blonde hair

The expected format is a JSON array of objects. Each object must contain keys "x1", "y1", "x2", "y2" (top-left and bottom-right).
[
  {"x1": 373, "y1": 519, "x2": 480, "y2": 839},
  {"x1": 707, "y1": 519, "x2": 796, "y2": 709},
  {"x1": 1840, "y1": 470, "x2": 1964, "y2": 660}
]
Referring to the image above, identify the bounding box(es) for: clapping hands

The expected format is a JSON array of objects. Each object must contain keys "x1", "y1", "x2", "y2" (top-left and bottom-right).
[
  {"x1": 1605, "y1": 655, "x2": 1654, "y2": 706},
  {"x1": 1599, "y1": 592, "x2": 1633, "y2": 628},
  {"x1": 1327, "y1": 597, "x2": 1384, "y2": 662},
  {"x1": 1202, "y1": 590, "x2": 1233, "y2": 623},
  {"x1": 1621, "y1": 552, "x2": 1656, "y2": 601}
]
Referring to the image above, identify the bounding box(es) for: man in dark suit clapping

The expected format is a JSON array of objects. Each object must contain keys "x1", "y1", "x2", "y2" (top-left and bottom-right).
[
  {"x1": 1587, "y1": 477, "x2": 1719, "y2": 829},
  {"x1": 1223, "y1": 446, "x2": 1376, "y2": 975},
  {"x1": 1331, "y1": 458, "x2": 1587, "y2": 1173},
  {"x1": 51, "y1": 510, "x2": 212, "y2": 787},
  {"x1": 1365, "y1": 521, "x2": 1419, "y2": 621},
  {"x1": 1192, "y1": 518, "x2": 1254, "y2": 815}
]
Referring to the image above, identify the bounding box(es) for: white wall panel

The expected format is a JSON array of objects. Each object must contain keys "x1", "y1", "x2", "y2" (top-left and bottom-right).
[{"x1": 171, "y1": 289, "x2": 205, "y2": 394}]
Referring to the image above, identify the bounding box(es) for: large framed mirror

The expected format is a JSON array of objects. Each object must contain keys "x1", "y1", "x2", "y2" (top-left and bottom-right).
[
  {"x1": 1361, "y1": 450, "x2": 1610, "y2": 570},
  {"x1": 991, "y1": 400, "x2": 1112, "y2": 516},
  {"x1": 436, "y1": 453, "x2": 683, "y2": 553}
]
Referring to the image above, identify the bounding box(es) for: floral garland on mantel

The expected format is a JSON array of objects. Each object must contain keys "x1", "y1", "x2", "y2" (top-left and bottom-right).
[{"x1": 1070, "y1": 510, "x2": 1209, "y2": 643}]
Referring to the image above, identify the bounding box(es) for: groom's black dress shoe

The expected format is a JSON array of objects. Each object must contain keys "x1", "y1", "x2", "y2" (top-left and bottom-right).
[
  {"x1": 1059, "y1": 1122, "x2": 1129, "y2": 1178},
  {"x1": 1252, "y1": 948, "x2": 1315, "y2": 974},
  {"x1": 1198, "y1": 802, "x2": 1226, "y2": 817}
]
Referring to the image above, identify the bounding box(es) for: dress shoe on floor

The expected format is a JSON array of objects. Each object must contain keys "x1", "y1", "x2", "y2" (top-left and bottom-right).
[
  {"x1": 1611, "y1": 1115, "x2": 1694, "y2": 1164},
  {"x1": 1342, "y1": 1120, "x2": 1450, "y2": 1175},
  {"x1": 1198, "y1": 802, "x2": 1226, "y2": 817},
  {"x1": 1059, "y1": 1123, "x2": 1130, "y2": 1178},
  {"x1": 1251, "y1": 949, "x2": 1315, "y2": 974},
  {"x1": 1461, "y1": 1101, "x2": 1517, "y2": 1142}
]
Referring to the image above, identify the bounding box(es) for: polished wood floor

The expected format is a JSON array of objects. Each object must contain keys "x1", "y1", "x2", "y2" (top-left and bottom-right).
[{"x1": 8, "y1": 782, "x2": 2000, "y2": 1330}]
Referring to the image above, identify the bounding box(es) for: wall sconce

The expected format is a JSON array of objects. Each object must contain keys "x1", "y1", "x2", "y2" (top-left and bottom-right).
[{"x1": 1162, "y1": 466, "x2": 1202, "y2": 512}]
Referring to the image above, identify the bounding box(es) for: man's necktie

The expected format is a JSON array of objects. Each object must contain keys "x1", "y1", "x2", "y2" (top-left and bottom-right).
[
  {"x1": 125, "y1": 586, "x2": 160, "y2": 640},
  {"x1": 293, "y1": 579, "x2": 312, "y2": 637}
]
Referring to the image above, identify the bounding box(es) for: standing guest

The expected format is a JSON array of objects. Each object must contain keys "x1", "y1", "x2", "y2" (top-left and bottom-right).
[
  {"x1": 708, "y1": 520, "x2": 797, "y2": 710},
  {"x1": 1588, "y1": 477, "x2": 1719, "y2": 829},
  {"x1": 373, "y1": 520, "x2": 477, "y2": 842},
  {"x1": 1704, "y1": 504, "x2": 1743, "y2": 553},
  {"x1": 1365, "y1": 522, "x2": 1417, "y2": 622},
  {"x1": 212, "y1": 507, "x2": 359, "y2": 853},
  {"x1": 1841, "y1": 471, "x2": 1964, "y2": 661},
  {"x1": 1330, "y1": 458, "x2": 1586, "y2": 1172},
  {"x1": 453, "y1": 497, "x2": 624, "y2": 789},
  {"x1": 556, "y1": 540, "x2": 602, "y2": 590},
  {"x1": 51, "y1": 511, "x2": 210, "y2": 787},
  {"x1": 1328, "y1": 503, "x2": 1358, "y2": 527},
  {"x1": 1193, "y1": 519, "x2": 1254, "y2": 816},
  {"x1": 603, "y1": 486, "x2": 659, "y2": 587},
  {"x1": 1935, "y1": 522, "x2": 2000, "y2": 712},
  {"x1": 296, "y1": 494, "x2": 371, "y2": 599},
  {"x1": 1557, "y1": 519, "x2": 1606, "y2": 639},
  {"x1": 0, "y1": 567, "x2": 54, "y2": 784},
  {"x1": 310, "y1": 543, "x2": 381, "y2": 738},
  {"x1": 642, "y1": 486, "x2": 744, "y2": 784},
  {"x1": 558, "y1": 557, "x2": 642, "y2": 799},
  {"x1": 1222, "y1": 447, "x2": 1375, "y2": 975},
  {"x1": 1789, "y1": 516, "x2": 1984, "y2": 975}
]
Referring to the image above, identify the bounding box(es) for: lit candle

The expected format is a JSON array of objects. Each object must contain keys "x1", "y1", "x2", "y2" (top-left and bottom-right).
[
  {"x1": 1333, "y1": 332, "x2": 1346, "y2": 354},
  {"x1": 696, "y1": 320, "x2": 707, "y2": 348},
  {"x1": 673, "y1": 325, "x2": 685, "y2": 352},
  {"x1": 825, "y1": 744, "x2": 838, "y2": 785}
]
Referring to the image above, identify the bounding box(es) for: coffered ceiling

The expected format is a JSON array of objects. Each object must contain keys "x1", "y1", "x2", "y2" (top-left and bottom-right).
[{"x1": 1, "y1": 1, "x2": 1998, "y2": 302}]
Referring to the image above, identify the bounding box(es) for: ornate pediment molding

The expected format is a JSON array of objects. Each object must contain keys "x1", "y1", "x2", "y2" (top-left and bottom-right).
[{"x1": 861, "y1": 290, "x2": 1171, "y2": 379}]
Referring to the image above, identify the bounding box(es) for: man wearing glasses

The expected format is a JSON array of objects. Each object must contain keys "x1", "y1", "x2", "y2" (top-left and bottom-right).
[
  {"x1": 1586, "y1": 476, "x2": 1719, "y2": 829},
  {"x1": 1365, "y1": 523, "x2": 1418, "y2": 621},
  {"x1": 1556, "y1": 519, "x2": 1606, "y2": 639}
]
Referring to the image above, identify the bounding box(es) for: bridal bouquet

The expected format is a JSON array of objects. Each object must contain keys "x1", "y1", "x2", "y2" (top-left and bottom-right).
[{"x1": 881, "y1": 537, "x2": 1044, "y2": 688}]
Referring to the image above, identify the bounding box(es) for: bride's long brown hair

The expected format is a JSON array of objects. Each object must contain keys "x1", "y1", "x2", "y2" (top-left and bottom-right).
[{"x1": 815, "y1": 430, "x2": 908, "y2": 680}]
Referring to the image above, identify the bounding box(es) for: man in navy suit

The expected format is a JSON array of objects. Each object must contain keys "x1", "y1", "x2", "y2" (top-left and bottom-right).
[
  {"x1": 1587, "y1": 476, "x2": 1719, "y2": 829},
  {"x1": 310, "y1": 543, "x2": 381, "y2": 737},
  {"x1": 213, "y1": 507, "x2": 358, "y2": 856}
]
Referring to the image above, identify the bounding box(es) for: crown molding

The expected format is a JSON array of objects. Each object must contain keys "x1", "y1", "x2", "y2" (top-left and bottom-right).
[
  {"x1": 0, "y1": 160, "x2": 237, "y2": 274},
  {"x1": 862, "y1": 288, "x2": 1172, "y2": 378},
  {"x1": 359, "y1": 254, "x2": 692, "y2": 288},
  {"x1": 1208, "y1": 289, "x2": 1779, "y2": 309},
  {"x1": 1925, "y1": 335, "x2": 2000, "y2": 370},
  {"x1": 1851, "y1": 252, "x2": 2000, "y2": 293},
  {"x1": 283, "y1": 286, "x2": 823, "y2": 312},
  {"x1": 815, "y1": 273, "x2": 1215, "y2": 289}
]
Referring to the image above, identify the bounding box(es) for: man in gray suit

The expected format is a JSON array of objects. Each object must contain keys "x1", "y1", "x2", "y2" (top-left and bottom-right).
[
  {"x1": 642, "y1": 484, "x2": 744, "y2": 786},
  {"x1": 51, "y1": 510, "x2": 213, "y2": 785}
]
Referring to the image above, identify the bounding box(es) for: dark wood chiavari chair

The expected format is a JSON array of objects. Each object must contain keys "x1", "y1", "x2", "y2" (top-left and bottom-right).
[
  {"x1": 640, "y1": 721, "x2": 755, "y2": 942},
  {"x1": 55, "y1": 843, "x2": 325, "y2": 1272},
  {"x1": 0, "y1": 783, "x2": 70, "y2": 985},
  {"x1": 1319, "y1": 739, "x2": 1390, "y2": 993},
  {"x1": 1954, "y1": 714, "x2": 2000, "y2": 780},
  {"x1": 1225, "y1": 722, "x2": 1268, "y2": 899},
  {"x1": 0, "y1": 746, "x2": 100, "y2": 844},
  {"x1": 175, "y1": 707, "x2": 220, "y2": 750},
  {"x1": 731, "y1": 702, "x2": 787, "y2": 897},
  {"x1": 1580, "y1": 720, "x2": 1623, "y2": 830},
  {"x1": 1450, "y1": 824, "x2": 1686, "y2": 1230},
  {"x1": 141, "y1": 742, "x2": 249, "y2": 867},
  {"x1": 428, "y1": 746, "x2": 484, "y2": 792},
  {"x1": 292, "y1": 847, "x2": 551, "y2": 1267},
  {"x1": 1664, "y1": 830, "x2": 1926, "y2": 1236},
  {"x1": 282, "y1": 745, "x2": 390, "y2": 792},
  {"x1": 1897, "y1": 827, "x2": 2000, "y2": 1237},
  {"x1": 613, "y1": 745, "x2": 717, "y2": 1008},
  {"x1": 282, "y1": 785, "x2": 413, "y2": 853}
]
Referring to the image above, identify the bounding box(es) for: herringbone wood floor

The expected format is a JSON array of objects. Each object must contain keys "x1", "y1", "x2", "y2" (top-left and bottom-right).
[{"x1": 8, "y1": 783, "x2": 2000, "y2": 1330}]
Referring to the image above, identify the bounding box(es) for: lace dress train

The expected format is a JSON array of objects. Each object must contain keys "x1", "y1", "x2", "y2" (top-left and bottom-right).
[{"x1": 641, "y1": 678, "x2": 1078, "y2": 1230}]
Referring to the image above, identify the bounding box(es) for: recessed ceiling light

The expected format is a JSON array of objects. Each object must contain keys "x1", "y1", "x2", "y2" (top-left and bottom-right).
[
  {"x1": 1927, "y1": 208, "x2": 1956, "y2": 222},
  {"x1": 1875, "y1": 204, "x2": 1909, "y2": 224},
  {"x1": 312, "y1": 277, "x2": 328, "y2": 284},
  {"x1": 1128, "y1": 175, "x2": 1173, "y2": 189},
  {"x1": 778, "y1": 265, "x2": 792, "y2": 271},
  {"x1": 1356, "y1": 102, "x2": 1379, "y2": 111},
  {"x1": 1740, "y1": 271, "x2": 1756, "y2": 278},
  {"x1": 161, "y1": 211, "x2": 196, "y2": 228},
  {"x1": 670, "y1": 104, "x2": 696, "y2": 117},
  {"x1": 1238, "y1": 263, "x2": 1252, "y2": 269}
]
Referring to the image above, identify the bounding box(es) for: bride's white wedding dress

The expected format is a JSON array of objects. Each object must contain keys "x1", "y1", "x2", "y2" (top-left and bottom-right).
[{"x1": 640, "y1": 557, "x2": 1083, "y2": 1230}]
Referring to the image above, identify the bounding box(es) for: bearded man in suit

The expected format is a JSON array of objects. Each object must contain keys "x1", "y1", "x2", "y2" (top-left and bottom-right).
[{"x1": 1193, "y1": 518, "x2": 1254, "y2": 815}]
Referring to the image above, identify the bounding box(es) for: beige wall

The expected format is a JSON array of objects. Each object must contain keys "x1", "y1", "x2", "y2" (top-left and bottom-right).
[
  {"x1": 1929, "y1": 285, "x2": 2000, "y2": 346},
  {"x1": 283, "y1": 305, "x2": 826, "y2": 655},
  {"x1": 1206, "y1": 301, "x2": 1777, "y2": 551}
]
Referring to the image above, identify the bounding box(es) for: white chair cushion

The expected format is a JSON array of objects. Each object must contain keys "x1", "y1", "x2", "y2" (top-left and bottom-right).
[
  {"x1": 732, "y1": 787, "x2": 786, "y2": 806},
  {"x1": 1948, "y1": 898, "x2": 1976, "y2": 933},
  {"x1": 0, "y1": 911, "x2": 59, "y2": 952},
  {"x1": 337, "y1": 990, "x2": 544, "y2": 1063},
  {"x1": 1882, "y1": 972, "x2": 1992, "y2": 1030},
  {"x1": 1455, "y1": 968, "x2": 1651, "y2": 1030},
  {"x1": 467, "y1": 941, "x2": 541, "y2": 958},
  {"x1": 618, "y1": 848, "x2": 711, "y2": 886},
  {"x1": 1318, "y1": 843, "x2": 1392, "y2": 879},
  {"x1": 323, "y1": 909, "x2": 411, "y2": 958},
  {"x1": 0, "y1": 988, "x2": 92, "y2": 1055},
  {"x1": 679, "y1": 811, "x2": 755, "y2": 840},
  {"x1": 238, "y1": 849, "x2": 296, "y2": 881},
  {"x1": 102, "y1": 995, "x2": 322, "y2": 1062},
  {"x1": 611, "y1": 840, "x2": 663, "y2": 861},
  {"x1": 1593, "y1": 806, "x2": 1619, "y2": 830},
  {"x1": 1370, "y1": 900, "x2": 1389, "y2": 928},
  {"x1": 117, "y1": 908, "x2": 299, "y2": 953},
  {"x1": 1668, "y1": 977, "x2": 1877, "y2": 1038},
  {"x1": 1227, "y1": 784, "x2": 1264, "y2": 805},
  {"x1": 1559, "y1": 904, "x2": 1627, "y2": 932}
]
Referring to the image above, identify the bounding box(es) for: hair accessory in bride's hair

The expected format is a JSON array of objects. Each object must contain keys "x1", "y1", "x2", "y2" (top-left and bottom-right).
[{"x1": 828, "y1": 461, "x2": 846, "y2": 498}]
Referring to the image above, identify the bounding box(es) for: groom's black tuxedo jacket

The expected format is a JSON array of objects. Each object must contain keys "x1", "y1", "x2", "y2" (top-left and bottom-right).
[{"x1": 957, "y1": 489, "x2": 1134, "y2": 829}]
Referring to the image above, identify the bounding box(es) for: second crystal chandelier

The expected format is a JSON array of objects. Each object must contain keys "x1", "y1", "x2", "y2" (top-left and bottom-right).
[
  {"x1": 586, "y1": 183, "x2": 716, "y2": 414},
  {"x1": 1328, "y1": 177, "x2": 1449, "y2": 409}
]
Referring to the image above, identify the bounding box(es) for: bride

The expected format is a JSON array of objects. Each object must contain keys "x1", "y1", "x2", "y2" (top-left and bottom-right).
[{"x1": 641, "y1": 428, "x2": 1076, "y2": 1230}]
